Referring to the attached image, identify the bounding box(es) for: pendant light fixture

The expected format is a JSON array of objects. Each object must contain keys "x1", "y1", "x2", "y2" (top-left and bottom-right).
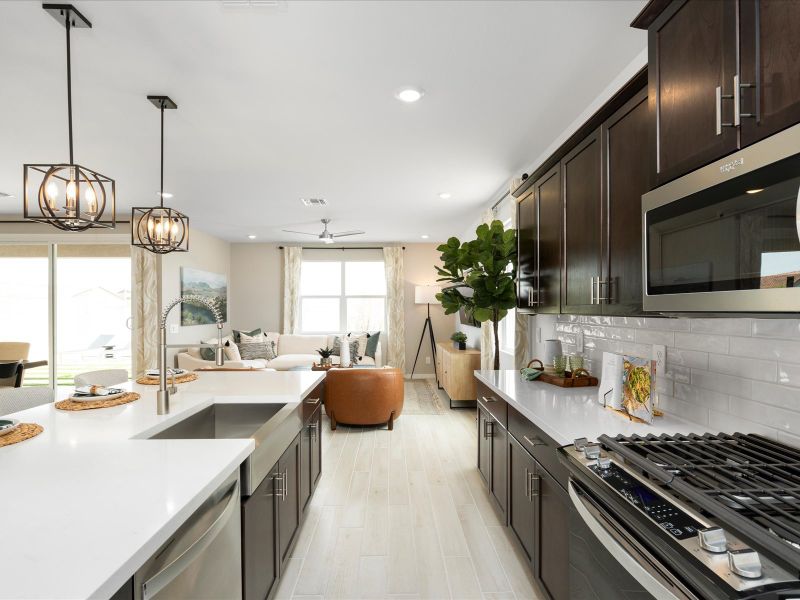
[
  {"x1": 23, "y1": 4, "x2": 115, "y2": 231},
  {"x1": 131, "y1": 96, "x2": 189, "y2": 254}
]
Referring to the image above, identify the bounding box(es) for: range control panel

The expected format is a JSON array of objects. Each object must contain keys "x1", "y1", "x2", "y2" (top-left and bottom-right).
[{"x1": 589, "y1": 463, "x2": 703, "y2": 540}]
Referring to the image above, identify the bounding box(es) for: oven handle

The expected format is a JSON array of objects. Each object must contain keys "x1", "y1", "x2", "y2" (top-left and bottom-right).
[{"x1": 568, "y1": 480, "x2": 695, "y2": 600}]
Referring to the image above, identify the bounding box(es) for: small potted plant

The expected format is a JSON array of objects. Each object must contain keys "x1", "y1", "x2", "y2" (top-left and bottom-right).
[
  {"x1": 450, "y1": 331, "x2": 468, "y2": 351},
  {"x1": 317, "y1": 346, "x2": 335, "y2": 367}
]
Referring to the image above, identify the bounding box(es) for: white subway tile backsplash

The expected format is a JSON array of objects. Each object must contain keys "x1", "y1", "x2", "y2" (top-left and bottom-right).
[
  {"x1": 730, "y1": 336, "x2": 800, "y2": 364},
  {"x1": 674, "y1": 332, "x2": 729, "y2": 353},
  {"x1": 549, "y1": 313, "x2": 800, "y2": 442},
  {"x1": 707, "y1": 353, "x2": 777, "y2": 383}
]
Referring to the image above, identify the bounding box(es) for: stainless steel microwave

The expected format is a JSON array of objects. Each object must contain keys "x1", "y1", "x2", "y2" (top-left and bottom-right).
[{"x1": 642, "y1": 122, "x2": 800, "y2": 314}]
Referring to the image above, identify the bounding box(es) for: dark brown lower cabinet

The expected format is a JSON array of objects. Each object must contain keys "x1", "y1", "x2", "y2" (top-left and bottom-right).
[
  {"x1": 299, "y1": 404, "x2": 322, "y2": 514},
  {"x1": 478, "y1": 404, "x2": 491, "y2": 484},
  {"x1": 489, "y1": 418, "x2": 508, "y2": 521},
  {"x1": 242, "y1": 467, "x2": 278, "y2": 600},
  {"x1": 506, "y1": 432, "x2": 569, "y2": 600},
  {"x1": 277, "y1": 433, "x2": 301, "y2": 566}
]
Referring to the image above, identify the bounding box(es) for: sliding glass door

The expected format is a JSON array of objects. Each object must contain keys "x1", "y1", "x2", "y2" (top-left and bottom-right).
[{"x1": 0, "y1": 243, "x2": 131, "y2": 388}]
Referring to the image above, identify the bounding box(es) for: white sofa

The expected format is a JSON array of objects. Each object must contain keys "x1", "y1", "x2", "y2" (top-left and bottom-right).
[{"x1": 177, "y1": 333, "x2": 382, "y2": 372}]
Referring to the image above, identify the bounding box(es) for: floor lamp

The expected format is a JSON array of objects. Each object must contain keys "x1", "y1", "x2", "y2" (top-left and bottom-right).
[{"x1": 410, "y1": 284, "x2": 441, "y2": 386}]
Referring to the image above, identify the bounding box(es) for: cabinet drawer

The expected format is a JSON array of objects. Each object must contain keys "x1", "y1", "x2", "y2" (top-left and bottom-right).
[
  {"x1": 507, "y1": 405, "x2": 567, "y2": 489},
  {"x1": 302, "y1": 383, "x2": 324, "y2": 421},
  {"x1": 476, "y1": 381, "x2": 507, "y2": 428}
]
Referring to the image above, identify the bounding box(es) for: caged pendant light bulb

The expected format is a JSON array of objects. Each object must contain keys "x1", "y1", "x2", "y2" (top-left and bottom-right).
[
  {"x1": 131, "y1": 96, "x2": 189, "y2": 254},
  {"x1": 23, "y1": 4, "x2": 115, "y2": 231}
]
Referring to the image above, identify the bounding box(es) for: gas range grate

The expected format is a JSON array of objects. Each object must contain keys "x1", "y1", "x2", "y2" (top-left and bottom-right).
[{"x1": 599, "y1": 432, "x2": 800, "y2": 576}]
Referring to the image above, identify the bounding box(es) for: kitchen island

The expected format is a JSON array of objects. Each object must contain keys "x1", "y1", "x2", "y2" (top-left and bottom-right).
[{"x1": 0, "y1": 370, "x2": 324, "y2": 600}]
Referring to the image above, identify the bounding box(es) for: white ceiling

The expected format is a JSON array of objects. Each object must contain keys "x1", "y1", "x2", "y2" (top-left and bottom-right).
[{"x1": 0, "y1": 0, "x2": 646, "y2": 243}]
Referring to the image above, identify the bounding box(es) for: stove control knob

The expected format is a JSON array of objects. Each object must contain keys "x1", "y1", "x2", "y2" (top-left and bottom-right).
[
  {"x1": 697, "y1": 527, "x2": 727, "y2": 553},
  {"x1": 728, "y1": 548, "x2": 762, "y2": 579},
  {"x1": 584, "y1": 444, "x2": 601, "y2": 459},
  {"x1": 597, "y1": 457, "x2": 612, "y2": 470},
  {"x1": 573, "y1": 437, "x2": 589, "y2": 451}
]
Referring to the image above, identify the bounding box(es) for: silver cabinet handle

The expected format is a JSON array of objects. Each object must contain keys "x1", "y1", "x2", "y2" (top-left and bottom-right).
[
  {"x1": 590, "y1": 276, "x2": 595, "y2": 305},
  {"x1": 734, "y1": 74, "x2": 756, "y2": 126},
  {"x1": 529, "y1": 473, "x2": 540, "y2": 500},
  {"x1": 306, "y1": 397, "x2": 321, "y2": 405},
  {"x1": 596, "y1": 277, "x2": 609, "y2": 303},
  {"x1": 523, "y1": 435, "x2": 544, "y2": 448},
  {"x1": 716, "y1": 85, "x2": 734, "y2": 135},
  {"x1": 486, "y1": 420, "x2": 494, "y2": 439},
  {"x1": 524, "y1": 467, "x2": 530, "y2": 499},
  {"x1": 481, "y1": 395, "x2": 497, "y2": 403},
  {"x1": 283, "y1": 469, "x2": 288, "y2": 501},
  {"x1": 272, "y1": 472, "x2": 284, "y2": 499}
]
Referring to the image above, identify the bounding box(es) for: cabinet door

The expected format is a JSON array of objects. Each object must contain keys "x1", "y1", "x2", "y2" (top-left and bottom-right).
[
  {"x1": 477, "y1": 405, "x2": 491, "y2": 484},
  {"x1": 517, "y1": 190, "x2": 538, "y2": 312},
  {"x1": 603, "y1": 88, "x2": 650, "y2": 315},
  {"x1": 242, "y1": 468, "x2": 278, "y2": 600},
  {"x1": 299, "y1": 416, "x2": 312, "y2": 514},
  {"x1": 561, "y1": 129, "x2": 602, "y2": 314},
  {"x1": 277, "y1": 433, "x2": 300, "y2": 567},
  {"x1": 310, "y1": 405, "x2": 322, "y2": 493},
  {"x1": 740, "y1": 0, "x2": 800, "y2": 147},
  {"x1": 508, "y1": 435, "x2": 536, "y2": 566},
  {"x1": 535, "y1": 164, "x2": 561, "y2": 313},
  {"x1": 489, "y1": 422, "x2": 507, "y2": 521},
  {"x1": 535, "y1": 464, "x2": 569, "y2": 600},
  {"x1": 650, "y1": 0, "x2": 738, "y2": 184}
]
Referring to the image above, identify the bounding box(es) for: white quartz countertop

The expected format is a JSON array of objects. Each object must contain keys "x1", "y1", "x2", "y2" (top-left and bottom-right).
[
  {"x1": 0, "y1": 370, "x2": 324, "y2": 600},
  {"x1": 475, "y1": 369, "x2": 709, "y2": 446}
]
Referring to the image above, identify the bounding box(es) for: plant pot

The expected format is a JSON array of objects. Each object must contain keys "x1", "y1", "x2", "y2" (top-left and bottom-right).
[
  {"x1": 453, "y1": 342, "x2": 466, "y2": 351},
  {"x1": 319, "y1": 356, "x2": 332, "y2": 367}
]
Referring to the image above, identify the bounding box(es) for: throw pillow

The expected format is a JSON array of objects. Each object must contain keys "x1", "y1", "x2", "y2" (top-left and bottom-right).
[
  {"x1": 224, "y1": 341, "x2": 242, "y2": 361},
  {"x1": 365, "y1": 331, "x2": 381, "y2": 358},
  {"x1": 233, "y1": 327, "x2": 261, "y2": 343},
  {"x1": 347, "y1": 332, "x2": 369, "y2": 357},
  {"x1": 332, "y1": 336, "x2": 360, "y2": 363},
  {"x1": 237, "y1": 340, "x2": 277, "y2": 361},
  {"x1": 239, "y1": 331, "x2": 265, "y2": 343}
]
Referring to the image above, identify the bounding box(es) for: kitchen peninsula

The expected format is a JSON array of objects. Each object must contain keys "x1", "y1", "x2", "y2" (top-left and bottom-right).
[{"x1": 0, "y1": 370, "x2": 324, "y2": 600}]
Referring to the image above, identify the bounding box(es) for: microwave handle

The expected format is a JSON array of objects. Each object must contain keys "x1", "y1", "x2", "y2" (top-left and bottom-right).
[{"x1": 568, "y1": 481, "x2": 694, "y2": 600}]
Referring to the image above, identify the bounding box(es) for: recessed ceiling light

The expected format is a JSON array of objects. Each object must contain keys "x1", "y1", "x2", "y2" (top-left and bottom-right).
[
  {"x1": 395, "y1": 87, "x2": 424, "y2": 103},
  {"x1": 247, "y1": 234, "x2": 257, "y2": 240},
  {"x1": 421, "y1": 234, "x2": 429, "y2": 239},
  {"x1": 158, "y1": 191, "x2": 174, "y2": 199},
  {"x1": 746, "y1": 188, "x2": 764, "y2": 194},
  {"x1": 438, "y1": 192, "x2": 451, "y2": 200}
]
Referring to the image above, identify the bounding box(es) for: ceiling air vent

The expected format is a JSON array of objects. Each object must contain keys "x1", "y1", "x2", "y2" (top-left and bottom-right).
[{"x1": 301, "y1": 198, "x2": 327, "y2": 207}]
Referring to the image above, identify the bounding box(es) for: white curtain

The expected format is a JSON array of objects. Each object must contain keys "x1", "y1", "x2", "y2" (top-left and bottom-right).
[
  {"x1": 480, "y1": 208, "x2": 495, "y2": 370},
  {"x1": 132, "y1": 247, "x2": 160, "y2": 376},
  {"x1": 383, "y1": 246, "x2": 405, "y2": 373},
  {"x1": 510, "y1": 199, "x2": 528, "y2": 370},
  {"x1": 282, "y1": 246, "x2": 303, "y2": 334}
]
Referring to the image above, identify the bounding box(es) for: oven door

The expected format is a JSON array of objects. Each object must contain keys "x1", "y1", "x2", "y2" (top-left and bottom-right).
[
  {"x1": 568, "y1": 480, "x2": 699, "y2": 600},
  {"x1": 642, "y1": 122, "x2": 800, "y2": 313}
]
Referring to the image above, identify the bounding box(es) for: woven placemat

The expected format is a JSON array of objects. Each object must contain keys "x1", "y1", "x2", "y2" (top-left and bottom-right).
[
  {"x1": 0, "y1": 423, "x2": 43, "y2": 447},
  {"x1": 135, "y1": 373, "x2": 198, "y2": 385},
  {"x1": 56, "y1": 392, "x2": 140, "y2": 411}
]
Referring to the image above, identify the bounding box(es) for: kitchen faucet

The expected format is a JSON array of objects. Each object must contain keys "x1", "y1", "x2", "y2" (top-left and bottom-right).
[{"x1": 158, "y1": 295, "x2": 225, "y2": 415}]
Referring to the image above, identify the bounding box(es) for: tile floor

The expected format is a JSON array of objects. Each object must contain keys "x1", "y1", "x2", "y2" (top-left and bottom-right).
[{"x1": 274, "y1": 387, "x2": 543, "y2": 599}]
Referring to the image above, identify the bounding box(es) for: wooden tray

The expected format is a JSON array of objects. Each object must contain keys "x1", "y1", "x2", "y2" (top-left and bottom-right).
[{"x1": 525, "y1": 359, "x2": 598, "y2": 388}]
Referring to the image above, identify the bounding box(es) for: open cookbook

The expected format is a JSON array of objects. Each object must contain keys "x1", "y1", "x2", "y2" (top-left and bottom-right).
[{"x1": 597, "y1": 351, "x2": 656, "y2": 423}]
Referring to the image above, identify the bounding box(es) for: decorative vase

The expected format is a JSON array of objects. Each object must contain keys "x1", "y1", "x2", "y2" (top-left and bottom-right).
[
  {"x1": 320, "y1": 356, "x2": 332, "y2": 367},
  {"x1": 453, "y1": 342, "x2": 466, "y2": 351}
]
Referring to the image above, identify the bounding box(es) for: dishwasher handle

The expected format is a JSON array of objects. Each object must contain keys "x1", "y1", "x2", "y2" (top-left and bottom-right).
[
  {"x1": 568, "y1": 480, "x2": 696, "y2": 600},
  {"x1": 142, "y1": 477, "x2": 240, "y2": 600}
]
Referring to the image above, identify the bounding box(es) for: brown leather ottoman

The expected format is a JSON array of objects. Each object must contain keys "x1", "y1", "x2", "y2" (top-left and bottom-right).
[{"x1": 324, "y1": 367, "x2": 404, "y2": 430}]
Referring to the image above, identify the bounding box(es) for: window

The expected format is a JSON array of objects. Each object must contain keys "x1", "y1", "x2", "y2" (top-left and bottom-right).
[{"x1": 300, "y1": 258, "x2": 386, "y2": 334}]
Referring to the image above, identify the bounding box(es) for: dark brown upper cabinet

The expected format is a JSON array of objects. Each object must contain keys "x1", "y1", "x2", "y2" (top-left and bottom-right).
[
  {"x1": 739, "y1": 0, "x2": 800, "y2": 147},
  {"x1": 561, "y1": 128, "x2": 603, "y2": 314},
  {"x1": 516, "y1": 189, "x2": 538, "y2": 313},
  {"x1": 635, "y1": 0, "x2": 800, "y2": 185},
  {"x1": 647, "y1": 0, "x2": 738, "y2": 185},
  {"x1": 534, "y1": 165, "x2": 561, "y2": 314},
  {"x1": 602, "y1": 88, "x2": 651, "y2": 315}
]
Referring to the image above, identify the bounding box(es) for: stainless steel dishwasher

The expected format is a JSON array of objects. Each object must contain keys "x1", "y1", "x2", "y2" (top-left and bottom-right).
[{"x1": 134, "y1": 470, "x2": 242, "y2": 600}]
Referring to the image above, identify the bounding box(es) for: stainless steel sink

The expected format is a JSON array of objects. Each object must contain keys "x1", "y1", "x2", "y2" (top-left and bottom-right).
[{"x1": 150, "y1": 402, "x2": 301, "y2": 496}]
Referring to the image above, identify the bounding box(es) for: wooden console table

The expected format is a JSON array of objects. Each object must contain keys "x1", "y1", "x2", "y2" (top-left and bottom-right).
[{"x1": 435, "y1": 343, "x2": 481, "y2": 408}]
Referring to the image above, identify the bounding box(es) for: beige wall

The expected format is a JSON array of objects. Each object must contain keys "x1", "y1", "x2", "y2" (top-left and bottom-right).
[
  {"x1": 228, "y1": 242, "x2": 456, "y2": 374},
  {"x1": 161, "y1": 228, "x2": 232, "y2": 356}
]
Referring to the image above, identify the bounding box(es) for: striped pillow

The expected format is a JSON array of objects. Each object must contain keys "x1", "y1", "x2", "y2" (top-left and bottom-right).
[{"x1": 237, "y1": 340, "x2": 276, "y2": 361}]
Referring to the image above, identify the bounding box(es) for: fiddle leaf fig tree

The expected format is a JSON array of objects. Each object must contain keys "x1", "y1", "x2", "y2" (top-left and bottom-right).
[{"x1": 435, "y1": 219, "x2": 517, "y2": 370}]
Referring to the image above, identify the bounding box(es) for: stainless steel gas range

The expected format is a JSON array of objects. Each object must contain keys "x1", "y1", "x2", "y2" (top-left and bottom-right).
[{"x1": 560, "y1": 432, "x2": 800, "y2": 599}]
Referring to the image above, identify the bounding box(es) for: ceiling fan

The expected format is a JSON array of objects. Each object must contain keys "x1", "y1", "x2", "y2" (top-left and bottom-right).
[{"x1": 282, "y1": 218, "x2": 365, "y2": 244}]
